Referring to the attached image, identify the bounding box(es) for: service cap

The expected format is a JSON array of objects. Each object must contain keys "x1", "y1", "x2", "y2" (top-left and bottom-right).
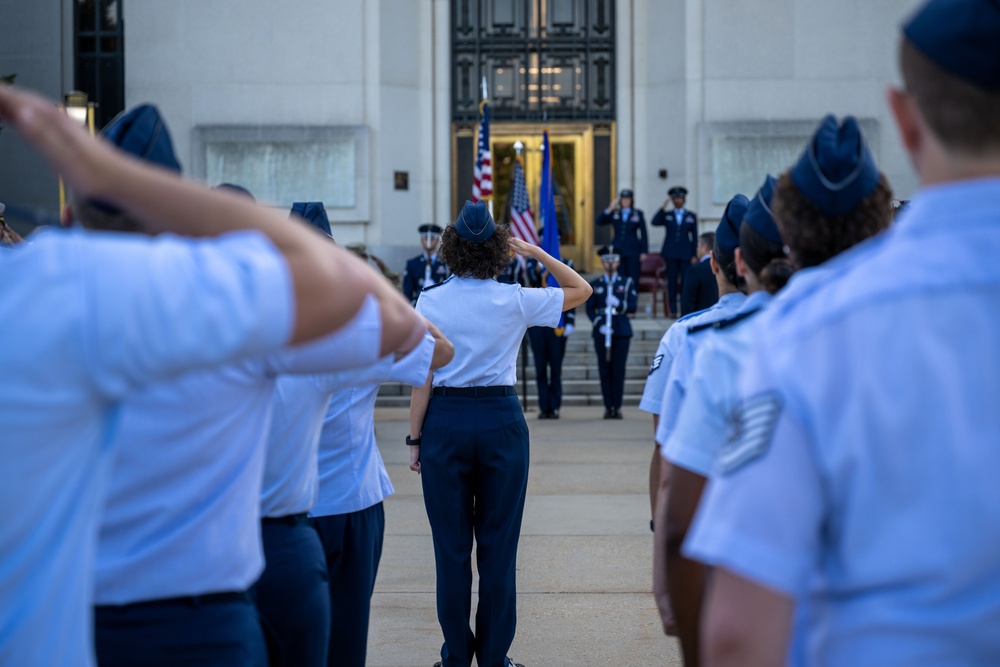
[
  {"x1": 743, "y1": 175, "x2": 783, "y2": 245},
  {"x1": 903, "y1": 0, "x2": 1000, "y2": 91},
  {"x1": 790, "y1": 115, "x2": 879, "y2": 217},
  {"x1": 454, "y1": 200, "x2": 496, "y2": 244},
  {"x1": 291, "y1": 201, "x2": 333, "y2": 238},
  {"x1": 668, "y1": 186, "x2": 688, "y2": 198},
  {"x1": 715, "y1": 194, "x2": 749, "y2": 254}
]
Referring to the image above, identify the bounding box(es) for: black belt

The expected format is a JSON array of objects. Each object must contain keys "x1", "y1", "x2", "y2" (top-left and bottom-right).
[
  {"x1": 96, "y1": 590, "x2": 251, "y2": 611},
  {"x1": 261, "y1": 512, "x2": 310, "y2": 527},
  {"x1": 432, "y1": 386, "x2": 516, "y2": 398}
]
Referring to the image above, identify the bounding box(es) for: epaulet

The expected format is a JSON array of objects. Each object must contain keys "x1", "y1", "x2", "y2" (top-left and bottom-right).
[
  {"x1": 421, "y1": 275, "x2": 454, "y2": 293},
  {"x1": 687, "y1": 307, "x2": 762, "y2": 334}
]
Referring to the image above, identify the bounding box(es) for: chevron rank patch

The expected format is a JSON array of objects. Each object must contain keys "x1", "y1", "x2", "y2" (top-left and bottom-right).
[
  {"x1": 648, "y1": 354, "x2": 664, "y2": 376},
  {"x1": 718, "y1": 392, "x2": 783, "y2": 474}
]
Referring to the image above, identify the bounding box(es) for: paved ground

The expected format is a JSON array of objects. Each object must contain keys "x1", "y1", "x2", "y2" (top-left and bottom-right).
[{"x1": 367, "y1": 405, "x2": 682, "y2": 667}]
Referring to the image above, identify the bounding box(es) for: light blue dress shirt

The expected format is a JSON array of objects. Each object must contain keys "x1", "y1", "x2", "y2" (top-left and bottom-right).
[
  {"x1": 416, "y1": 277, "x2": 563, "y2": 387},
  {"x1": 0, "y1": 228, "x2": 293, "y2": 666},
  {"x1": 310, "y1": 337, "x2": 434, "y2": 517},
  {"x1": 93, "y1": 295, "x2": 383, "y2": 606},
  {"x1": 663, "y1": 290, "x2": 773, "y2": 476},
  {"x1": 264, "y1": 331, "x2": 433, "y2": 519},
  {"x1": 686, "y1": 178, "x2": 1000, "y2": 665},
  {"x1": 638, "y1": 292, "x2": 746, "y2": 418}
]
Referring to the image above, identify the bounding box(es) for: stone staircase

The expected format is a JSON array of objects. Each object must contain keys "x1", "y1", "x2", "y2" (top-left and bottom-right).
[{"x1": 376, "y1": 292, "x2": 676, "y2": 409}]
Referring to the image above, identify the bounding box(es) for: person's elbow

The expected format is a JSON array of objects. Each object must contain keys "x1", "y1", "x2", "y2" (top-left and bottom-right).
[
  {"x1": 430, "y1": 335, "x2": 455, "y2": 370},
  {"x1": 287, "y1": 255, "x2": 370, "y2": 345},
  {"x1": 563, "y1": 283, "x2": 593, "y2": 311},
  {"x1": 378, "y1": 291, "x2": 427, "y2": 358}
]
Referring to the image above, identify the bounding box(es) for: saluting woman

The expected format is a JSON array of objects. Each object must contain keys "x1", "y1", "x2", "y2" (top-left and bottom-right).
[{"x1": 408, "y1": 201, "x2": 591, "y2": 667}]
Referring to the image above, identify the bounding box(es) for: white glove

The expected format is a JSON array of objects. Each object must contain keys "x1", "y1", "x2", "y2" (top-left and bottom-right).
[
  {"x1": 607, "y1": 294, "x2": 621, "y2": 308},
  {"x1": 563, "y1": 324, "x2": 575, "y2": 337},
  {"x1": 599, "y1": 324, "x2": 611, "y2": 336}
]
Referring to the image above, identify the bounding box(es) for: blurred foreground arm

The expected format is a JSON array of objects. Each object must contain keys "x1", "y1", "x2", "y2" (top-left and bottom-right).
[{"x1": 0, "y1": 84, "x2": 383, "y2": 345}]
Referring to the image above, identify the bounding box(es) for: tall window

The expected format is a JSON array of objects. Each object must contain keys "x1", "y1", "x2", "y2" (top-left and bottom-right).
[
  {"x1": 75, "y1": 0, "x2": 125, "y2": 130},
  {"x1": 452, "y1": 0, "x2": 615, "y2": 122}
]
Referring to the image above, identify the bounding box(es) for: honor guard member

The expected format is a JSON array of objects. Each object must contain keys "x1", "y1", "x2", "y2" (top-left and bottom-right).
[
  {"x1": 309, "y1": 328, "x2": 452, "y2": 667},
  {"x1": 409, "y1": 201, "x2": 592, "y2": 667},
  {"x1": 0, "y1": 88, "x2": 388, "y2": 666},
  {"x1": 586, "y1": 245, "x2": 638, "y2": 419},
  {"x1": 639, "y1": 196, "x2": 748, "y2": 536},
  {"x1": 652, "y1": 186, "x2": 699, "y2": 317},
  {"x1": 497, "y1": 253, "x2": 524, "y2": 284},
  {"x1": 597, "y1": 188, "x2": 649, "y2": 286},
  {"x1": 659, "y1": 116, "x2": 892, "y2": 666},
  {"x1": 687, "y1": 5, "x2": 1000, "y2": 661},
  {"x1": 526, "y1": 256, "x2": 577, "y2": 418},
  {"x1": 85, "y1": 118, "x2": 427, "y2": 666},
  {"x1": 403, "y1": 223, "x2": 449, "y2": 305},
  {"x1": 680, "y1": 232, "x2": 719, "y2": 316}
]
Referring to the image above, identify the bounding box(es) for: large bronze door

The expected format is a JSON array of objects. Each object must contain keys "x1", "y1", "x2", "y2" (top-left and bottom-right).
[{"x1": 489, "y1": 123, "x2": 594, "y2": 269}]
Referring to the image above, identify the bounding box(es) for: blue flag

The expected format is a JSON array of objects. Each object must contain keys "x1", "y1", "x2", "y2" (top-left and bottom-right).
[
  {"x1": 539, "y1": 130, "x2": 560, "y2": 288},
  {"x1": 539, "y1": 130, "x2": 566, "y2": 332}
]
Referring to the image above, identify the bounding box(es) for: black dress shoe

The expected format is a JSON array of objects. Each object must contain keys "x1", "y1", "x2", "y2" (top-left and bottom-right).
[
  {"x1": 538, "y1": 411, "x2": 550, "y2": 419},
  {"x1": 550, "y1": 410, "x2": 559, "y2": 419},
  {"x1": 603, "y1": 408, "x2": 614, "y2": 419},
  {"x1": 612, "y1": 407, "x2": 623, "y2": 419}
]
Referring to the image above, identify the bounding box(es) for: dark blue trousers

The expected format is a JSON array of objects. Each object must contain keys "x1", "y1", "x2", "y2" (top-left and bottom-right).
[
  {"x1": 619, "y1": 252, "x2": 641, "y2": 288},
  {"x1": 593, "y1": 334, "x2": 631, "y2": 410},
  {"x1": 311, "y1": 502, "x2": 385, "y2": 667},
  {"x1": 252, "y1": 517, "x2": 331, "y2": 667},
  {"x1": 663, "y1": 257, "x2": 689, "y2": 316},
  {"x1": 527, "y1": 327, "x2": 568, "y2": 413},
  {"x1": 420, "y1": 394, "x2": 530, "y2": 667},
  {"x1": 94, "y1": 593, "x2": 267, "y2": 667}
]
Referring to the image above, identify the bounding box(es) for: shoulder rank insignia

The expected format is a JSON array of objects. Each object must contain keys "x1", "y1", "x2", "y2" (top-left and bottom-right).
[
  {"x1": 648, "y1": 354, "x2": 664, "y2": 376},
  {"x1": 687, "y1": 307, "x2": 762, "y2": 335}
]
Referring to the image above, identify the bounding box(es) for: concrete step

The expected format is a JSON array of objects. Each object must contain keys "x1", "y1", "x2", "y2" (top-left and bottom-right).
[{"x1": 374, "y1": 393, "x2": 648, "y2": 408}]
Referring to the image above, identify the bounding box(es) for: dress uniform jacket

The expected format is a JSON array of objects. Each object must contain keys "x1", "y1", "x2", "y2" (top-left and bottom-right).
[
  {"x1": 652, "y1": 207, "x2": 698, "y2": 259},
  {"x1": 586, "y1": 273, "x2": 637, "y2": 337},
  {"x1": 596, "y1": 208, "x2": 649, "y2": 259},
  {"x1": 402, "y1": 253, "x2": 449, "y2": 306},
  {"x1": 680, "y1": 256, "x2": 719, "y2": 316}
]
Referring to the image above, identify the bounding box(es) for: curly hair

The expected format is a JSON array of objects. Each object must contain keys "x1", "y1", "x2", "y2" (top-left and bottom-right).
[
  {"x1": 438, "y1": 222, "x2": 513, "y2": 279},
  {"x1": 738, "y1": 223, "x2": 795, "y2": 295},
  {"x1": 771, "y1": 172, "x2": 893, "y2": 270}
]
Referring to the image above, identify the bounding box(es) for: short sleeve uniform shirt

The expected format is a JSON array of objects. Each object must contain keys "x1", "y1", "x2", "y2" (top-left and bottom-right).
[
  {"x1": 0, "y1": 228, "x2": 293, "y2": 666},
  {"x1": 686, "y1": 180, "x2": 1000, "y2": 665}
]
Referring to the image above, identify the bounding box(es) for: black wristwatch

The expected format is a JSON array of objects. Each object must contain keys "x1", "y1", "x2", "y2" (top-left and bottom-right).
[{"x1": 406, "y1": 435, "x2": 422, "y2": 447}]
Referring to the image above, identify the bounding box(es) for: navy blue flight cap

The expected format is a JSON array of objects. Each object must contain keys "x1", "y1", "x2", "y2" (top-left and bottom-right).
[
  {"x1": 454, "y1": 200, "x2": 496, "y2": 244},
  {"x1": 101, "y1": 104, "x2": 182, "y2": 173},
  {"x1": 91, "y1": 104, "x2": 181, "y2": 214},
  {"x1": 596, "y1": 245, "x2": 620, "y2": 259},
  {"x1": 790, "y1": 115, "x2": 879, "y2": 217},
  {"x1": 215, "y1": 183, "x2": 255, "y2": 202},
  {"x1": 619, "y1": 189, "x2": 634, "y2": 199},
  {"x1": 715, "y1": 194, "x2": 749, "y2": 254},
  {"x1": 290, "y1": 202, "x2": 333, "y2": 238},
  {"x1": 418, "y1": 224, "x2": 443, "y2": 235},
  {"x1": 669, "y1": 186, "x2": 688, "y2": 198},
  {"x1": 743, "y1": 176, "x2": 783, "y2": 245},
  {"x1": 903, "y1": 0, "x2": 1000, "y2": 91}
]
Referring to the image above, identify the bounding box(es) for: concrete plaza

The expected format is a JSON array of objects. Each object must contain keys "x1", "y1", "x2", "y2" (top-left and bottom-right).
[{"x1": 367, "y1": 405, "x2": 682, "y2": 666}]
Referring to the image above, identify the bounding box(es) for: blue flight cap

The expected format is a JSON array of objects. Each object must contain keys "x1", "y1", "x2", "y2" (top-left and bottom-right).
[
  {"x1": 715, "y1": 194, "x2": 749, "y2": 253},
  {"x1": 790, "y1": 115, "x2": 880, "y2": 217},
  {"x1": 101, "y1": 104, "x2": 181, "y2": 173},
  {"x1": 215, "y1": 183, "x2": 255, "y2": 202},
  {"x1": 903, "y1": 0, "x2": 1000, "y2": 91},
  {"x1": 454, "y1": 200, "x2": 496, "y2": 244},
  {"x1": 743, "y1": 175, "x2": 783, "y2": 245},
  {"x1": 91, "y1": 104, "x2": 181, "y2": 214},
  {"x1": 290, "y1": 202, "x2": 333, "y2": 238}
]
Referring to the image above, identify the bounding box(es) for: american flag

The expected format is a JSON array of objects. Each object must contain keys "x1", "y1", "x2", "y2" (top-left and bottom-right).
[
  {"x1": 508, "y1": 161, "x2": 540, "y2": 245},
  {"x1": 472, "y1": 102, "x2": 492, "y2": 202}
]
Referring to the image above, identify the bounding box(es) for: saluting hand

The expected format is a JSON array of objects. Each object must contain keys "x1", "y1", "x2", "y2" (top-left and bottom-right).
[{"x1": 509, "y1": 237, "x2": 541, "y2": 259}]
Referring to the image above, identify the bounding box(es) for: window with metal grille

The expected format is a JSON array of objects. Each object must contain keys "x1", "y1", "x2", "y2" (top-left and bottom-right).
[
  {"x1": 452, "y1": 0, "x2": 615, "y2": 122},
  {"x1": 74, "y1": 0, "x2": 124, "y2": 130}
]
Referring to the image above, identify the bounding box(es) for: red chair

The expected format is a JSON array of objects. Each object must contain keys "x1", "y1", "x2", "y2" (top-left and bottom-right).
[{"x1": 637, "y1": 254, "x2": 668, "y2": 318}]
